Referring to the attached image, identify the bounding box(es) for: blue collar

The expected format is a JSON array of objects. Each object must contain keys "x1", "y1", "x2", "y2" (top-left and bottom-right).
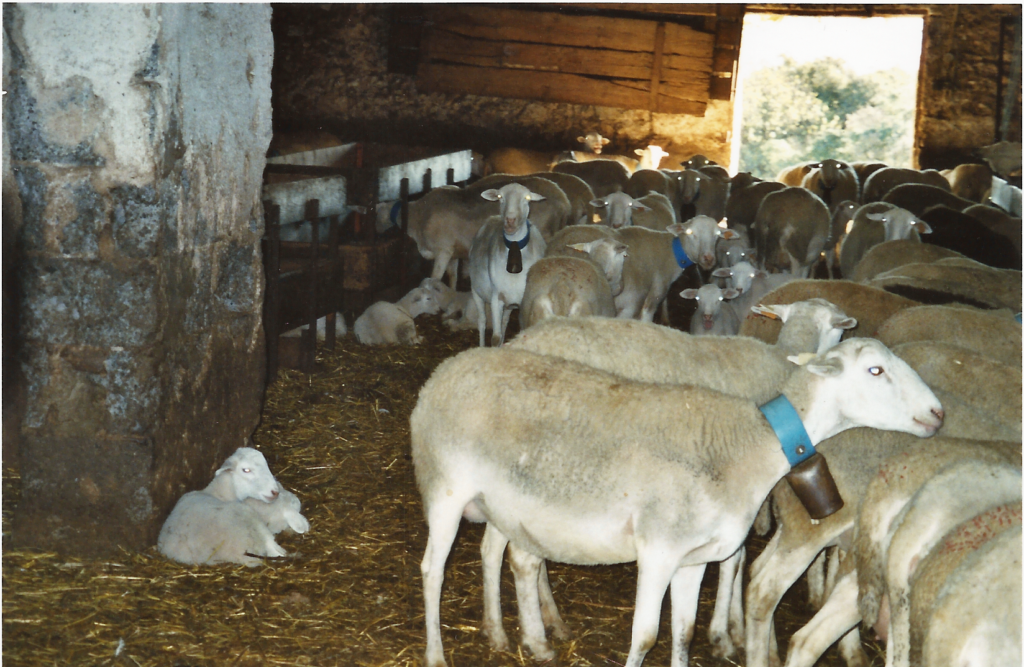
[
  {"x1": 672, "y1": 236, "x2": 695, "y2": 270},
  {"x1": 759, "y1": 395, "x2": 815, "y2": 466},
  {"x1": 389, "y1": 200, "x2": 402, "y2": 227},
  {"x1": 1016, "y1": 312, "x2": 1022, "y2": 324},
  {"x1": 504, "y1": 220, "x2": 531, "y2": 250}
]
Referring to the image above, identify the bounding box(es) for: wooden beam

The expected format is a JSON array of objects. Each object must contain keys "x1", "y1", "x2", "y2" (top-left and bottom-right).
[
  {"x1": 419, "y1": 62, "x2": 707, "y2": 115},
  {"x1": 565, "y1": 4, "x2": 720, "y2": 17},
  {"x1": 649, "y1": 22, "x2": 666, "y2": 111}
]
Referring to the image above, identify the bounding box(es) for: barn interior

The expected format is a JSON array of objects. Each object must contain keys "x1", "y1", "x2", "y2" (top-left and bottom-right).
[{"x1": 3, "y1": 4, "x2": 1022, "y2": 666}]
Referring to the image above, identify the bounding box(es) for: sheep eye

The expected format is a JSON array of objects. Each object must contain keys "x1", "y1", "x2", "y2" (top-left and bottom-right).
[
  {"x1": 242, "y1": 467, "x2": 252, "y2": 474},
  {"x1": 868, "y1": 366, "x2": 884, "y2": 377},
  {"x1": 685, "y1": 229, "x2": 693, "y2": 235}
]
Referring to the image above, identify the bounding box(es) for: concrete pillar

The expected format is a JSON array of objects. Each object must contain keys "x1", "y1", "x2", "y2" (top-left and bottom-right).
[{"x1": 3, "y1": 4, "x2": 273, "y2": 556}]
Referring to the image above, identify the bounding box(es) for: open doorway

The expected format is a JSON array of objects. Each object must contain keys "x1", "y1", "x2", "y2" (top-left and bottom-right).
[{"x1": 730, "y1": 13, "x2": 925, "y2": 178}]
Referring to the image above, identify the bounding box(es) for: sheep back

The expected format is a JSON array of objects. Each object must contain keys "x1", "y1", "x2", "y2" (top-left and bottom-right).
[
  {"x1": 354, "y1": 301, "x2": 418, "y2": 345},
  {"x1": 755, "y1": 187, "x2": 830, "y2": 275},
  {"x1": 483, "y1": 147, "x2": 557, "y2": 176},
  {"x1": 869, "y1": 258, "x2": 1022, "y2": 312},
  {"x1": 919, "y1": 205, "x2": 1023, "y2": 270},
  {"x1": 520, "y1": 257, "x2": 616, "y2": 329},
  {"x1": 157, "y1": 491, "x2": 284, "y2": 566},
  {"x1": 850, "y1": 239, "x2": 965, "y2": 283},
  {"x1": 876, "y1": 304, "x2": 1022, "y2": 367},
  {"x1": 863, "y1": 167, "x2": 951, "y2": 203},
  {"x1": 552, "y1": 159, "x2": 631, "y2": 199}
]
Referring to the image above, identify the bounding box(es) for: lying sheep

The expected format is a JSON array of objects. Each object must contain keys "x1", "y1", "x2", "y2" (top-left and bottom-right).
[
  {"x1": 412, "y1": 338, "x2": 944, "y2": 667},
  {"x1": 907, "y1": 503, "x2": 1021, "y2": 667},
  {"x1": 920, "y1": 524, "x2": 1021, "y2": 667},
  {"x1": 751, "y1": 437, "x2": 1019, "y2": 667},
  {"x1": 919, "y1": 204, "x2": 1022, "y2": 270},
  {"x1": 864, "y1": 458, "x2": 1021, "y2": 667},
  {"x1": 157, "y1": 447, "x2": 303, "y2": 567},
  {"x1": 519, "y1": 238, "x2": 628, "y2": 329},
  {"x1": 942, "y1": 162, "x2": 993, "y2": 202},
  {"x1": 552, "y1": 158, "x2": 632, "y2": 198},
  {"x1": 681, "y1": 283, "x2": 741, "y2": 335},
  {"x1": 468, "y1": 182, "x2": 548, "y2": 347},
  {"x1": 244, "y1": 487, "x2": 310, "y2": 536},
  {"x1": 875, "y1": 304, "x2": 1022, "y2": 367},
  {"x1": 869, "y1": 257, "x2": 1022, "y2": 312},
  {"x1": 862, "y1": 167, "x2": 951, "y2": 203},
  {"x1": 849, "y1": 239, "x2": 965, "y2": 283},
  {"x1": 838, "y1": 204, "x2": 932, "y2": 280},
  {"x1": 755, "y1": 187, "x2": 830, "y2": 277},
  {"x1": 801, "y1": 159, "x2": 859, "y2": 213},
  {"x1": 353, "y1": 286, "x2": 440, "y2": 346},
  {"x1": 737, "y1": 279, "x2": 919, "y2": 346}
]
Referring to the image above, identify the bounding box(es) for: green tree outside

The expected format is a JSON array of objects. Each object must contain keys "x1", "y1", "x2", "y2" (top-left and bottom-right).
[{"x1": 739, "y1": 57, "x2": 916, "y2": 179}]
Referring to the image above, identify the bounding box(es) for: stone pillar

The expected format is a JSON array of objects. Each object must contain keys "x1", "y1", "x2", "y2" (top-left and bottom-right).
[{"x1": 4, "y1": 4, "x2": 273, "y2": 556}]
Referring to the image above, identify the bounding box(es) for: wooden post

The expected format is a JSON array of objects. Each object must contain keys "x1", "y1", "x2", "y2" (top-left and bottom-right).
[
  {"x1": 398, "y1": 177, "x2": 411, "y2": 288},
  {"x1": 324, "y1": 213, "x2": 341, "y2": 351},
  {"x1": 263, "y1": 202, "x2": 282, "y2": 383},
  {"x1": 304, "y1": 199, "x2": 321, "y2": 373}
]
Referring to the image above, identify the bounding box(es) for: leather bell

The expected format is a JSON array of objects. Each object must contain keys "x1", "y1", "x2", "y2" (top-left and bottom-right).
[
  {"x1": 506, "y1": 243, "x2": 523, "y2": 274},
  {"x1": 784, "y1": 453, "x2": 844, "y2": 520}
]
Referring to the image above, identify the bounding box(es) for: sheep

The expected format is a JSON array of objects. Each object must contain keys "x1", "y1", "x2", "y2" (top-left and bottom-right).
[
  {"x1": 875, "y1": 304, "x2": 1022, "y2": 367},
  {"x1": 869, "y1": 257, "x2": 1022, "y2": 312},
  {"x1": 942, "y1": 162, "x2": 993, "y2": 202},
  {"x1": 281, "y1": 313, "x2": 347, "y2": 341},
  {"x1": 157, "y1": 447, "x2": 299, "y2": 567},
  {"x1": 711, "y1": 260, "x2": 763, "y2": 294},
  {"x1": 244, "y1": 487, "x2": 310, "y2": 536},
  {"x1": 615, "y1": 217, "x2": 737, "y2": 321},
  {"x1": 751, "y1": 437, "x2": 1020, "y2": 667},
  {"x1": 907, "y1": 504, "x2": 1021, "y2": 667},
  {"x1": 533, "y1": 170, "x2": 595, "y2": 226},
  {"x1": 962, "y1": 203, "x2": 1023, "y2": 254},
  {"x1": 353, "y1": 285, "x2": 441, "y2": 346},
  {"x1": 578, "y1": 132, "x2": 610, "y2": 154},
  {"x1": 754, "y1": 187, "x2": 830, "y2": 277},
  {"x1": 675, "y1": 167, "x2": 729, "y2": 221},
  {"x1": 634, "y1": 144, "x2": 670, "y2": 170},
  {"x1": 411, "y1": 338, "x2": 944, "y2": 667},
  {"x1": 471, "y1": 174, "x2": 572, "y2": 240},
  {"x1": 680, "y1": 153, "x2": 717, "y2": 170},
  {"x1": 801, "y1": 159, "x2": 859, "y2": 214},
  {"x1": 849, "y1": 161, "x2": 888, "y2": 192},
  {"x1": 838, "y1": 204, "x2": 932, "y2": 279},
  {"x1": 737, "y1": 279, "x2": 919, "y2": 346},
  {"x1": 589, "y1": 190, "x2": 653, "y2": 229},
  {"x1": 519, "y1": 238, "x2": 628, "y2": 329},
  {"x1": 920, "y1": 524, "x2": 1021, "y2": 667},
  {"x1": 776, "y1": 161, "x2": 817, "y2": 187},
  {"x1": 482, "y1": 147, "x2": 558, "y2": 176},
  {"x1": 892, "y1": 340, "x2": 1022, "y2": 442},
  {"x1": 568, "y1": 150, "x2": 640, "y2": 173},
  {"x1": 626, "y1": 168, "x2": 678, "y2": 212},
  {"x1": 720, "y1": 269, "x2": 801, "y2": 325},
  {"x1": 821, "y1": 200, "x2": 859, "y2": 278},
  {"x1": 879, "y1": 182, "x2": 975, "y2": 216},
  {"x1": 552, "y1": 158, "x2": 632, "y2": 198},
  {"x1": 628, "y1": 192, "x2": 677, "y2": 231},
  {"x1": 918, "y1": 204, "x2": 1022, "y2": 270},
  {"x1": 863, "y1": 458, "x2": 1021, "y2": 667},
  {"x1": 468, "y1": 182, "x2": 548, "y2": 347},
  {"x1": 715, "y1": 229, "x2": 756, "y2": 269},
  {"x1": 849, "y1": 239, "x2": 966, "y2": 283},
  {"x1": 862, "y1": 167, "x2": 951, "y2": 203},
  {"x1": 681, "y1": 283, "x2": 741, "y2": 336},
  {"x1": 975, "y1": 140, "x2": 1022, "y2": 179},
  {"x1": 499, "y1": 304, "x2": 857, "y2": 659},
  {"x1": 724, "y1": 176, "x2": 786, "y2": 235}
]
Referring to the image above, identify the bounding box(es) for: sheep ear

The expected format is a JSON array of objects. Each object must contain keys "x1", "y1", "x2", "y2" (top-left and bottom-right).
[
  {"x1": 834, "y1": 316, "x2": 858, "y2": 330},
  {"x1": 680, "y1": 288, "x2": 699, "y2": 300},
  {"x1": 634, "y1": 148, "x2": 644, "y2": 157},
  {"x1": 577, "y1": 136, "x2": 586, "y2": 143},
  {"x1": 913, "y1": 220, "x2": 933, "y2": 234},
  {"x1": 711, "y1": 267, "x2": 732, "y2": 278},
  {"x1": 601, "y1": 137, "x2": 610, "y2": 146},
  {"x1": 633, "y1": 201, "x2": 652, "y2": 211},
  {"x1": 666, "y1": 222, "x2": 684, "y2": 235},
  {"x1": 481, "y1": 189, "x2": 502, "y2": 201},
  {"x1": 567, "y1": 241, "x2": 593, "y2": 254},
  {"x1": 589, "y1": 198, "x2": 608, "y2": 208},
  {"x1": 723, "y1": 288, "x2": 741, "y2": 300},
  {"x1": 753, "y1": 303, "x2": 790, "y2": 321},
  {"x1": 865, "y1": 212, "x2": 885, "y2": 222},
  {"x1": 526, "y1": 191, "x2": 546, "y2": 202},
  {"x1": 802, "y1": 355, "x2": 844, "y2": 377},
  {"x1": 720, "y1": 229, "x2": 740, "y2": 240}
]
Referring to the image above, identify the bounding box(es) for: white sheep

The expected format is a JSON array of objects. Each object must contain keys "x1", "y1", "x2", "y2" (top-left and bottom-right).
[
  {"x1": 801, "y1": 159, "x2": 859, "y2": 214},
  {"x1": 920, "y1": 524, "x2": 1021, "y2": 667},
  {"x1": 353, "y1": 285, "x2": 440, "y2": 346},
  {"x1": 861, "y1": 167, "x2": 951, "y2": 203},
  {"x1": 725, "y1": 173, "x2": 786, "y2": 234},
  {"x1": 577, "y1": 131, "x2": 610, "y2": 154},
  {"x1": 875, "y1": 304, "x2": 1022, "y2": 367},
  {"x1": 941, "y1": 162, "x2": 993, "y2": 202},
  {"x1": 244, "y1": 487, "x2": 310, "y2": 536},
  {"x1": 838, "y1": 204, "x2": 932, "y2": 279},
  {"x1": 411, "y1": 338, "x2": 943, "y2": 667},
  {"x1": 589, "y1": 190, "x2": 653, "y2": 229},
  {"x1": 626, "y1": 168, "x2": 677, "y2": 212},
  {"x1": 633, "y1": 144, "x2": 669, "y2": 170},
  {"x1": 675, "y1": 167, "x2": 729, "y2": 221},
  {"x1": 552, "y1": 158, "x2": 632, "y2": 199},
  {"x1": 776, "y1": 161, "x2": 817, "y2": 187},
  {"x1": 869, "y1": 257, "x2": 1022, "y2": 313},
  {"x1": 755, "y1": 186, "x2": 830, "y2": 277},
  {"x1": 849, "y1": 239, "x2": 965, "y2": 283},
  {"x1": 157, "y1": 447, "x2": 304, "y2": 567},
  {"x1": 468, "y1": 182, "x2": 548, "y2": 347},
  {"x1": 629, "y1": 192, "x2": 678, "y2": 231},
  {"x1": 681, "y1": 283, "x2": 741, "y2": 336},
  {"x1": 975, "y1": 140, "x2": 1022, "y2": 179}
]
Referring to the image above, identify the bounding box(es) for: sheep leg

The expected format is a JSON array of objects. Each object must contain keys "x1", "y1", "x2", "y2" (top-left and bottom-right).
[
  {"x1": 488, "y1": 296, "x2": 505, "y2": 348},
  {"x1": 746, "y1": 541, "x2": 827, "y2": 667},
  {"x1": 508, "y1": 545, "x2": 555, "y2": 661},
  {"x1": 623, "y1": 556, "x2": 688, "y2": 667},
  {"x1": 480, "y1": 524, "x2": 512, "y2": 652},
  {"x1": 825, "y1": 546, "x2": 841, "y2": 599},
  {"x1": 728, "y1": 545, "x2": 746, "y2": 649},
  {"x1": 537, "y1": 561, "x2": 571, "y2": 640},
  {"x1": 430, "y1": 248, "x2": 454, "y2": 284},
  {"x1": 472, "y1": 291, "x2": 488, "y2": 348},
  {"x1": 420, "y1": 498, "x2": 467, "y2": 667},
  {"x1": 496, "y1": 304, "x2": 513, "y2": 347},
  {"x1": 783, "y1": 569, "x2": 861, "y2": 667},
  {"x1": 446, "y1": 259, "x2": 459, "y2": 290},
  {"x1": 837, "y1": 627, "x2": 869, "y2": 667},
  {"x1": 709, "y1": 547, "x2": 743, "y2": 660},
  {"x1": 807, "y1": 550, "x2": 827, "y2": 609},
  {"x1": 667, "y1": 564, "x2": 707, "y2": 667}
]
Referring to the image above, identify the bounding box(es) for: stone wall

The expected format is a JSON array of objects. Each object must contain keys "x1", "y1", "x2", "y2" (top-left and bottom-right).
[
  {"x1": 270, "y1": 4, "x2": 1021, "y2": 170},
  {"x1": 270, "y1": 4, "x2": 735, "y2": 165},
  {"x1": 4, "y1": 4, "x2": 274, "y2": 556}
]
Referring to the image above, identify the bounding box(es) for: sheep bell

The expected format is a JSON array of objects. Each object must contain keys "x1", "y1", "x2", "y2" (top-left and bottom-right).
[
  {"x1": 784, "y1": 453, "x2": 844, "y2": 519},
  {"x1": 506, "y1": 243, "x2": 524, "y2": 274}
]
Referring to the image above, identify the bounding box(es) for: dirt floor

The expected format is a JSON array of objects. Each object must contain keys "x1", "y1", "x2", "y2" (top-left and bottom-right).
[{"x1": 2, "y1": 284, "x2": 885, "y2": 667}]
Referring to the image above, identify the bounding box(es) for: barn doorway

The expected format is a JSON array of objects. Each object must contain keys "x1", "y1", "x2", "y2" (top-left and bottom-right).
[{"x1": 730, "y1": 13, "x2": 925, "y2": 178}]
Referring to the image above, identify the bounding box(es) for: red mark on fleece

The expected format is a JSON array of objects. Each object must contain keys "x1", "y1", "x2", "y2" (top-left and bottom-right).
[{"x1": 939, "y1": 505, "x2": 1022, "y2": 555}]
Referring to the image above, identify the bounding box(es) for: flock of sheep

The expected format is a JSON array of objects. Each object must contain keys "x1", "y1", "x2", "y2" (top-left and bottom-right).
[{"x1": 163, "y1": 132, "x2": 1021, "y2": 667}]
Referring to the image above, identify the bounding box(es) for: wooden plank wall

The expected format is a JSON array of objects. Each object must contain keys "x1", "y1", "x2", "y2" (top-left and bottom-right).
[{"x1": 411, "y1": 5, "x2": 744, "y2": 116}]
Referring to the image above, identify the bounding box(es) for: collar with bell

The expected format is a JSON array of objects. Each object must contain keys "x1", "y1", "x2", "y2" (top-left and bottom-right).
[
  {"x1": 672, "y1": 236, "x2": 695, "y2": 270},
  {"x1": 758, "y1": 394, "x2": 816, "y2": 467},
  {"x1": 504, "y1": 220, "x2": 531, "y2": 250}
]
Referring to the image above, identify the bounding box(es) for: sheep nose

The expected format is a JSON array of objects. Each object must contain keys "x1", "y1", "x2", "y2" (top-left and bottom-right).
[
  {"x1": 270, "y1": 488, "x2": 280, "y2": 499},
  {"x1": 931, "y1": 408, "x2": 945, "y2": 424}
]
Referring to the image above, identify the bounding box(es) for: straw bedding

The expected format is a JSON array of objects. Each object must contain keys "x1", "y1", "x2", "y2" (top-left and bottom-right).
[{"x1": 3, "y1": 313, "x2": 877, "y2": 667}]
